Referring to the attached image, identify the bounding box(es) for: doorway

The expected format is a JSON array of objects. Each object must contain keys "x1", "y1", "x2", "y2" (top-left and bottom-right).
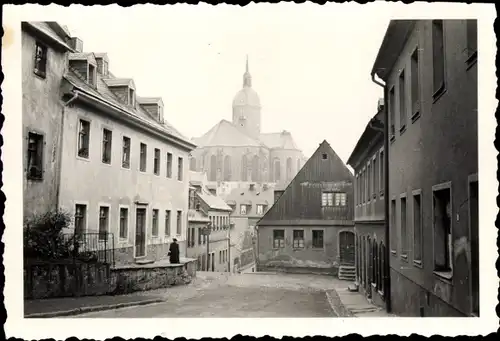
[
  {"x1": 339, "y1": 230, "x2": 355, "y2": 265},
  {"x1": 135, "y1": 208, "x2": 146, "y2": 258}
]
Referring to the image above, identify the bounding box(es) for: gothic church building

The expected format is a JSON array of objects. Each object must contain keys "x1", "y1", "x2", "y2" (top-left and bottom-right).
[{"x1": 189, "y1": 58, "x2": 306, "y2": 189}]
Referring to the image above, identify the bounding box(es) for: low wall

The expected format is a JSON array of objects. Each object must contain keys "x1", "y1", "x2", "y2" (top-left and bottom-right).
[
  {"x1": 24, "y1": 258, "x2": 197, "y2": 300},
  {"x1": 257, "y1": 264, "x2": 338, "y2": 277}
]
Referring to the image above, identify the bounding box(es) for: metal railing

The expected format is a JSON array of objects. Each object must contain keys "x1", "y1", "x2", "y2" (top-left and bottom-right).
[{"x1": 65, "y1": 232, "x2": 115, "y2": 266}]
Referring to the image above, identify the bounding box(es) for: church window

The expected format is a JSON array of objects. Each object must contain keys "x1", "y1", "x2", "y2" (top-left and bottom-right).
[
  {"x1": 286, "y1": 157, "x2": 292, "y2": 181},
  {"x1": 273, "y1": 158, "x2": 281, "y2": 182},
  {"x1": 297, "y1": 159, "x2": 301, "y2": 172},
  {"x1": 223, "y1": 155, "x2": 232, "y2": 181},
  {"x1": 251, "y1": 155, "x2": 259, "y2": 182},
  {"x1": 209, "y1": 155, "x2": 217, "y2": 181},
  {"x1": 241, "y1": 155, "x2": 248, "y2": 181}
]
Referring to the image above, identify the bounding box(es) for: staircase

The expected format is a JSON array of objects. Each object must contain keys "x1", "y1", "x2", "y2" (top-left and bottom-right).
[{"x1": 338, "y1": 265, "x2": 356, "y2": 281}]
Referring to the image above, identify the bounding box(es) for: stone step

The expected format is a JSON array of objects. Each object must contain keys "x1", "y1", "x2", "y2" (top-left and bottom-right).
[{"x1": 339, "y1": 268, "x2": 356, "y2": 273}]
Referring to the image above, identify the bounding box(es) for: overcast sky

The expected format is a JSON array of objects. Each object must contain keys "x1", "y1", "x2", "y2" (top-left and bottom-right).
[
  {"x1": 16, "y1": 3, "x2": 486, "y2": 162},
  {"x1": 23, "y1": 3, "x2": 391, "y2": 162}
]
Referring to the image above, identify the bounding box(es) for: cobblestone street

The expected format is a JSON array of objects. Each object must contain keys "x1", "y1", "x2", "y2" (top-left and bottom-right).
[{"x1": 75, "y1": 272, "x2": 342, "y2": 318}]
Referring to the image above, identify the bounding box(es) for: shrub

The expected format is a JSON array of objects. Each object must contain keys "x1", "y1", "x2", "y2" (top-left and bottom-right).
[{"x1": 24, "y1": 210, "x2": 76, "y2": 261}]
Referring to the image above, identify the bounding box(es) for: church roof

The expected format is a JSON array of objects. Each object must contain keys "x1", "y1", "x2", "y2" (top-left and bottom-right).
[
  {"x1": 193, "y1": 119, "x2": 263, "y2": 148},
  {"x1": 259, "y1": 131, "x2": 301, "y2": 151}
]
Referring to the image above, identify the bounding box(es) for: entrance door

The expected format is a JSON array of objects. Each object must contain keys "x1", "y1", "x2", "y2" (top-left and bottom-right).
[
  {"x1": 135, "y1": 208, "x2": 146, "y2": 258},
  {"x1": 211, "y1": 252, "x2": 215, "y2": 271},
  {"x1": 339, "y1": 231, "x2": 355, "y2": 265}
]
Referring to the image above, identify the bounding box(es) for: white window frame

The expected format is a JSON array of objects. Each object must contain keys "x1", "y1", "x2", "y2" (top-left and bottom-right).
[{"x1": 432, "y1": 181, "x2": 453, "y2": 281}]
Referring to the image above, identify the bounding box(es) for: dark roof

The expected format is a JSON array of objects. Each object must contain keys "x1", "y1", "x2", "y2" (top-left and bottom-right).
[
  {"x1": 22, "y1": 21, "x2": 74, "y2": 51},
  {"x1": 63, "y1": 70, "x2": 194, "y2": 148},
  {"x1": 258, "y1": 140, "x2": 353, "y2": 225},
  {"x1": 371, "y1": 20, "x2": 416, "y2": 81}
]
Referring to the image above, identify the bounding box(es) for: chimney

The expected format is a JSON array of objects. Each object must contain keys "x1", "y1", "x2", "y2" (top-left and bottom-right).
[{"x1": 69, "y1": 37, "x2": 83, "y2": 53}]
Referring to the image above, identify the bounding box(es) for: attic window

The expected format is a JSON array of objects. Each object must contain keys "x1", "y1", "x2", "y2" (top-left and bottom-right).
[
  {"x1": 129, "y1": 88, "x2": 135, "y2": 107},
  {"x1": 103, "y1": 61, "x2": 108, "y2": 76},
  {"x1": 322, "y1": 153, "x2": 328, "y2": 160},
  {"x1": 88, "y1": 64, "x2": 96, "y2": 86},
  {"x1": 34, "y1": 42, "x2": 47, "y2": 78},
  {"x1": 158, "y1": 106, "x2": 163, "y2": 122}
]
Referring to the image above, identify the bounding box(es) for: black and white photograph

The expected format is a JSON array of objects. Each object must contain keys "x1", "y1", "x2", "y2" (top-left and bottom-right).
[{"x1": 2, "y1": 1, "x2": 497, "y2": 339}]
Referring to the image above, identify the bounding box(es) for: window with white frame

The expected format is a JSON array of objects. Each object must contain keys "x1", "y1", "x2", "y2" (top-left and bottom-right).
[
  {"x1": 321, "y1": 192, "x2": 334, "y2": 207},
  {"x1": 293, "y1": 230, "x2": 304, "y2": 248},
  {"x1": 273, "y1": 229, "x2": 285, "y2": 249},
  {"x1": 334, "y1": 192, "x2": 347, "y2": 207},
  {"x1": 119, "y1": 207, "x2": 128, "y2": 239}
]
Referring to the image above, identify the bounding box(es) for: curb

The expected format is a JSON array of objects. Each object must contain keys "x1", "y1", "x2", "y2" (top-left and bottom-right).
[
  {"x1": 25, "y1": 298, "x2": 165, "y2": 318},
  {"x1": 325, "y1": 290, "x2": 355, "y2": 318}
]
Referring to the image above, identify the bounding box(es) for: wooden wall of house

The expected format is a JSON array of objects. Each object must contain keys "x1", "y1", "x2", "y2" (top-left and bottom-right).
[{"x1": 260, "y1": 141, "x2": 354, "y2": 224}]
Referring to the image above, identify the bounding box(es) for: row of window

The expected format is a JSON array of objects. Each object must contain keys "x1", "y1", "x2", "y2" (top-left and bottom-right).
[
  {"x1": 197, "y1": 251, "x2": 228, "y2": 272},
  {"x1": 355, "y1": 148, "x2": 384, "y2": 206},
  {"x1": 202, "y1": 154, "x2": 301, "y2": 182},
  {"x1": 389, "y1": 179, "x2": 478, "y2": 278},
  {"x1": 77, "y1": 119, "x2": 184, "y2": 180},
  {"x1": 388, "y1": 20, "x2": 477, "y2": 143},
  {"x1": 321, "y1": 192, "x2": 347, "y2": 207},
  {"x1": 231, "y1": 204, "x2": 267, "y2": 216},
  {"x1": 74, "y1": 203, "x2": 183, "y2": 240},
  {"x1": 209, "y1": 215, "x2": 230, "y2": 230},
  {"x1": 272, "y1": 229, "x2": 324, "y2": 249}
]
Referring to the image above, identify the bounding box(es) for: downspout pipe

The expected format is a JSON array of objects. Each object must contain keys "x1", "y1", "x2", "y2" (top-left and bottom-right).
[
  {"x1": 56, "y1": 92, "x2": 79, "y2": 210},
  {"x1": 371, "y1": 72, "x2": 391, "y2": 314}
]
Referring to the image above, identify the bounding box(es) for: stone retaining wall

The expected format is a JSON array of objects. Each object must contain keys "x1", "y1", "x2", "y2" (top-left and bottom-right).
[{"x1": 24, "y1": 258, "x2": 197, "y2": 299}]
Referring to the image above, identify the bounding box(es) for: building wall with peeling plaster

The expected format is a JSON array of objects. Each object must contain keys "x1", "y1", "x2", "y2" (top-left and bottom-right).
[{"x1": 382, "y1": 20, "x2": 478, "y2": 316}]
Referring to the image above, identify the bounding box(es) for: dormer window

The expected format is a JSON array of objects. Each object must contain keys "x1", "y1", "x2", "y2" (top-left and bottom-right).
[
  {"x1": 158, "y1": 106, "x2": 163, "y2": 123},
  {"x1": 129, "y1": 88, "x2": 135, "y2": 107},
  {"x1": 103, "y1": 61, "x2": 108, "y2": 76},
  {"x1": 88, "y1": 64, "x2": 96, "y2": 86}
]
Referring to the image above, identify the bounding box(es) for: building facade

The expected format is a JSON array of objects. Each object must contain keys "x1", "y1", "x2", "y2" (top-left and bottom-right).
[
  {"x1": 230, "y1": 217, "x2": 256, "y2": 273},
  {"x1": 257, "y1": 140, "x2": 355, "y2": 276},
  {"x1": 223, "y1": 182, "x2": 274, "y2": 228},
  {"x1": 22, "y1": 21, "x2": 75, "y2": 219},
  {"x1": 51, "y1": 30, "x2": 196, "y2": 265},
  {"x1": 188, "y1": 171, "x2": 232, "y2": 272},
  {"x1": 347, "y1": 100, "x2": 387, "y2": 308},
  {"x1": 371, "y1": 20, "x2": 478, "y2": 316},
  {"x1": 189, "y1": 57, "x2": 307, "y2": 191}
]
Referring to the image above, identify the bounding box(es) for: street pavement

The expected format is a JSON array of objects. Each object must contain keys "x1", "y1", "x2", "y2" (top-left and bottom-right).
[{"x1": 74, "y1": 272, "x2": 343, "y2": 318}]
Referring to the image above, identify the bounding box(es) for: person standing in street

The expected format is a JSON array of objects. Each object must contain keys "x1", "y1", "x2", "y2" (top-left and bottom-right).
[{"x1": 168, "y1": 238, "x2": 180, "y2": 264}]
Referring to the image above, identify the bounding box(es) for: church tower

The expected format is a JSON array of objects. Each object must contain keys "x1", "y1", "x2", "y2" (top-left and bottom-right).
[{"x1": 232, "y1": 56, "x2": 262, "y2": 140}]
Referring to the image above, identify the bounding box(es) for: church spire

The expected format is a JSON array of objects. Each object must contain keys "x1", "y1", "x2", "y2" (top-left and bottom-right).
[{"x1": 243, "y1": 54, "x2": 252, "y2": 88}]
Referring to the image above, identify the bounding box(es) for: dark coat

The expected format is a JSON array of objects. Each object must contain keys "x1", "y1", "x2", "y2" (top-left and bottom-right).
[{"x1": 169, "y1": 242, "x2": 180, "y2": 264}]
